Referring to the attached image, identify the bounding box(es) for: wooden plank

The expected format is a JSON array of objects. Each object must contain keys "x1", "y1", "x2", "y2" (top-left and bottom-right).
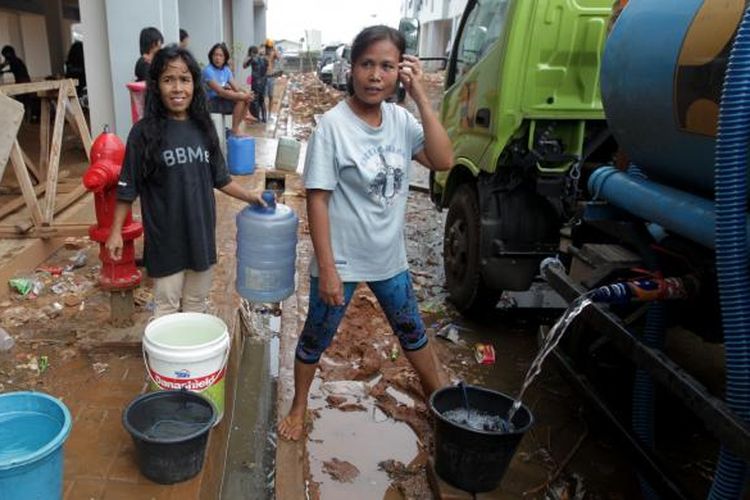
[
  {"x1": 43, "y1": 80, "x2": 68, "y2": 224},
  {"x1": 19, "y1": 147, "x2": 40, "y2": 183},
  {"x1": 0, "y1": 92, "x2": 24, "y2": 181},
  {"x1": 39, "y1": 98, "x2": 50, "y2": 177},
  {"x1": 9, "y1": 142, "x2": 43, "y2": 226},
  {"x1": 67, "y1": 92, "x2": 91, "y2": 159},
  {"x1": 0, "y1": 223, "x2": 89, "y2": 239},
  {"x1": 15, "y1": 184, "x2": 90, "y2": 234},
  {"x1": 0, "y1": 79, "x2": 77, "y2": 97},
  {"x1": 0, "y1": 184, "x2": 45, "y2": 221}
]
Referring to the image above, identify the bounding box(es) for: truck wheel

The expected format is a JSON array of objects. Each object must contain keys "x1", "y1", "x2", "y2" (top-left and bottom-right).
[{"x1": 444, "y1": 184, "x2": 500, "y2": 314}]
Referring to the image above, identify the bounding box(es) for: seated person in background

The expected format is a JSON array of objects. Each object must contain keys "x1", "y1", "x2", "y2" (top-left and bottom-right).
[
  {"x1": 135, "y1": 27, "x2": 163, "y2": 82},
  {"x1": 1, "y1": 45, "x2": 30, "y2": 83},
  {"x1": 202, "y1": 42, "x2": 255, "y2": 136}
]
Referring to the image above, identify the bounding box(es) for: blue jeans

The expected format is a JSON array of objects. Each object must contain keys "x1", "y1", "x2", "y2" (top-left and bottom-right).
[{"x1": 295, "y1": 270, "x2": 428, "y2": 364}]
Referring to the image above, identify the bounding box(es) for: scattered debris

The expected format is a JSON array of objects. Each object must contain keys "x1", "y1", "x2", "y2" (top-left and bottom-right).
[
  {"x1": 320, "y1": 380, "x2": 368, "y2": 398},
  {"x1": 474, "y1": 343, "x2": 496, "y2": 365},
  {"x1": 92, "y1": 362, "x2": 109, "y2": 375},
  {"x1": 0, "y1": 327, "x2": 14, "y2": 351},
  {"x1": 322, "y1": 458, "x2": 360, "y2": 483}
]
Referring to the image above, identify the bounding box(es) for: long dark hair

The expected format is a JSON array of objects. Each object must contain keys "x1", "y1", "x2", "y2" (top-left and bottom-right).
[
  {"x1": 140, "y1": 44, "x2": 219, "y2": 180},
  {"x1": 347, "y1": 25, "x2": 405, "y2": 95},
  {"x1": 208, "y1": 43, "x2": 230, "y2": 69}
]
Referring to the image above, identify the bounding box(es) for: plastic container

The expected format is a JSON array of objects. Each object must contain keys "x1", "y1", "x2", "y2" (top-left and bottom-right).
[
  {"x1": 227, "y1": 135, "x2": 255, "y2": 175},
  {"x1": 429, "y1": 385, "x2": 533, "y2": 493},
  {"x1": 236, "y1": 190, "x2": 299, "y2": 302},
  {"x1": 143, "y1": 313, "x2": 230, "y2": 424},
  {"x1": 122, "y1": 390, "x2": 215, "y2": 484},
  {"x1": 126, "y1": 81, "x2": 147, "y2": 124},
  {"x1": 0, "y1": 392, "x2": 72, "y2": 500},
  {"x1": 275, "y1": 136, "x2": 302, "y2": 172}
]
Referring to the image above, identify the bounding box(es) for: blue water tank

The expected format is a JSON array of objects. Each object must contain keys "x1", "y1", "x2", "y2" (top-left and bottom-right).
[
  {"x1": 227, "y1": 136, "x2": 255, "y2": 175},
  {"x1": 236, "y1": 191, "x2": 298, "y2": 302},
  {"x1": 601, "y1": 0, "x2": 745, "y2": 196}
]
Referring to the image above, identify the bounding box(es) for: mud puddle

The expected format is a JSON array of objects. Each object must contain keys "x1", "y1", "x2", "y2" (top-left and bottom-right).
[{"x1": 307, "y1": 378, "x2": 419, "y2": 499}]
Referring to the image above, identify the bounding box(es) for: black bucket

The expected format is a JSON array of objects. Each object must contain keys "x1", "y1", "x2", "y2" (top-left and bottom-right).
[
  {"x1": 429, "y1": 384, "x2": 534, "y2": 493},
  {"x1": 122, "y1": 390, "x2": 215, "y2": 484}
]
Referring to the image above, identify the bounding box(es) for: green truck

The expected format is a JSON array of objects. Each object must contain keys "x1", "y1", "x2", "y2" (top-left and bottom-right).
[{"x1": 419, "y1": 0, "x2": 615, "y2": 314}]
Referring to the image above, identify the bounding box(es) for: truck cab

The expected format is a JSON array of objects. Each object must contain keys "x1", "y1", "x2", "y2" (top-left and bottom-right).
[{"x1": 424, "y1": 0, "x2": 613, "y2": 314}]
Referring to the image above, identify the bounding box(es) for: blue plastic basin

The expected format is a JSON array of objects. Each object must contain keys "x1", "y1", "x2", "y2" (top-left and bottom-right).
[{"x1": 0, "y1": 392, "x2": 72, "y2": 500}]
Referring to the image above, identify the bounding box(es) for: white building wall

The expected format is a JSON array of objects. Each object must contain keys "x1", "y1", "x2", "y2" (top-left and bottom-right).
[
  {"x1": 19, "y1": 14, "x2": 51, "y2": 78},
  {"x1": 178, "y1": 0, "x2": 224, "y2": 67},
  {"x1": 107, "y1": 0, "x2": 178, "y2": 138},
  {"x1": 232, "y1": 0, "x2": 254, "y2": 85},
  {"x1": 79, "y1": 0, "x2": 115, "y2": 138}
]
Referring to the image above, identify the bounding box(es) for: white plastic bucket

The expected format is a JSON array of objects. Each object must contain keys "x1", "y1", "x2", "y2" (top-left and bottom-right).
[{"x1": 143, "y1": 313, "x2": 230, "y2": 424}]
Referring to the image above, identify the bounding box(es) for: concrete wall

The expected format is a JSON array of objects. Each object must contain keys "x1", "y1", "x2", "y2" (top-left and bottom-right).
[
  {"x1": 87, "y1": 0, "x2": 179, "y2": 139},
  {"x1": 79, "y1": 0, "x2": 115, "y2": 138},
  {"x1": 178, "y1": 0, "x2": 224, "y2": 67},
  {"x1": 20, "y1": 14, "x2": 51, "y2": 77}
]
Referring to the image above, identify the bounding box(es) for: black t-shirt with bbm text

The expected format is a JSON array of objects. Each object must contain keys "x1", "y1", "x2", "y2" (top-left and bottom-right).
[{"x1": 117, "y1": 119, "x2": 231, "y2": 278}]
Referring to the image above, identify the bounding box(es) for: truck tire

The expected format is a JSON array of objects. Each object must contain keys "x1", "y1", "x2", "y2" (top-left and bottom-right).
[{"x1": 444, "y1": 183, "x2": 500, "y2": 315}]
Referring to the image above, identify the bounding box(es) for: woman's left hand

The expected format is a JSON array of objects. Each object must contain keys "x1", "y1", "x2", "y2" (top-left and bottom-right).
[
  {"x1": 398, "y1": 55, "x2": 425, "y2": 100},
  {"x1": 246, "y1": 189, "x2": 267, "y2": 206}
]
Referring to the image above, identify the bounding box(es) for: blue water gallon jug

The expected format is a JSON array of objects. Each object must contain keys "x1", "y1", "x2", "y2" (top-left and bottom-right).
[
  {"x1": 227, "y1": 135, "x2": 255, "y2": 175},
  {"x1": 236, "y1": 191, "x2": 298, "y2": 302}
]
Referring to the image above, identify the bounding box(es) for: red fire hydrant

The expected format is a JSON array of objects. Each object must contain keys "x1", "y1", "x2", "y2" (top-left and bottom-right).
[{"x1": 83, "y1": 126, "x2": 143, "y2": 325}]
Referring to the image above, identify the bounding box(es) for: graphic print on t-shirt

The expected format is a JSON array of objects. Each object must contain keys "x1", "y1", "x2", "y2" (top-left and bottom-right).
[{"x1": 361, "y1": 145, "x2": 407, "y2": 205}]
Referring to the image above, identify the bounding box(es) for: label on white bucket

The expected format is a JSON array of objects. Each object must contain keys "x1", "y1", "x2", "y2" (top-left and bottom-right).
[{"x1": 147, "y1": 365, "x2": 226, "y2": 392}]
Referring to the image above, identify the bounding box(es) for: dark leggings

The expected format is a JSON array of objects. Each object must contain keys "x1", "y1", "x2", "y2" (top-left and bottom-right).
[{"x1": 295, "y1": 270, "x2": 428, "y2": 364}]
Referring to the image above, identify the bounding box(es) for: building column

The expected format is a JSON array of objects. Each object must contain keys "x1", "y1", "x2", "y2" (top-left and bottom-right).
[
  {"x1": 232, "y1": 0, "x2": 256, "y2": 86},
  {"x1": 44, "y1": 0, "x2": 65, "y2": 75}
]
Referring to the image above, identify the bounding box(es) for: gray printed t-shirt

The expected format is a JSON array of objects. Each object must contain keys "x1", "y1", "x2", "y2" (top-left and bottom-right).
[{"x1": 303, "y1": 100, "x2": 425, "y2": 281}]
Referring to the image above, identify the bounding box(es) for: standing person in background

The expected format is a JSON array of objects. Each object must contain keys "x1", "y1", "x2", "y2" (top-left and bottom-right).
[
  {"x1": 0, "y1": 45, "x2": 30, "y2": 83},
  {"x1": 179, "y1": 29, "x2": 190, "y2": 49},
  {"x1": 263, "y1": 39, "x2": 282, "y2": 115},
  {"x1": 106, "y1": 44, "x2": 266, "y2": 317},
  {"x1": 277, "y1": 25, "x2": 453, "y2": 441},
  {"x1": 135, "y1": 27, "x2": 163, "y2": 82},
  {"x1": 202, "y1": 42, "x2": 256, "y2": 136},
  {"x1": 243, "y1": 45, "x2": 268, "y2": 122},
  {"x1": 1, "y1": 45, "x2": 35, "y2": 120}
]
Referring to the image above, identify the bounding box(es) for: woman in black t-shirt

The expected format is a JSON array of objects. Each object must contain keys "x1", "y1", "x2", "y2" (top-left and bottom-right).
[{"x1": 107, "y1": 44, "x2": 266, "y2": 317}]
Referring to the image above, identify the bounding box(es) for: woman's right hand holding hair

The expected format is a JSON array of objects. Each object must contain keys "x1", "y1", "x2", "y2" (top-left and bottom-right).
[
  {"x1": 318, "y1": 266, "x2": 344, "y2": 306},
  {"x1": 105, "y1": 232, "x2": 124, "y2": 261}
]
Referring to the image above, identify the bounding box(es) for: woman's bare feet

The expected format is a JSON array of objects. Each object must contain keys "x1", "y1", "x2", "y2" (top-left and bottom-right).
[{"x1": 278, "y1": 408, "x2": 306, "y2": 441}]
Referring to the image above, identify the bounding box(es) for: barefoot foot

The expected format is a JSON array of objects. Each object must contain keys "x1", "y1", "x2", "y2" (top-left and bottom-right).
[{"x1": 278, "y1": 410, "x2": 306, "y2": 441}]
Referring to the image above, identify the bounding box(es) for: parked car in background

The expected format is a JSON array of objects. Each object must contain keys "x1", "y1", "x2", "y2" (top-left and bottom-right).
[
  {"x1": 317, "y1": 43, "x2": 343, "y2": 82},
  {"x1": 319, "y1": 61, "x2": 334, "y2": 85},
  {"x1": 331, "y1": 44, "x2": 351, "y2": 90}
]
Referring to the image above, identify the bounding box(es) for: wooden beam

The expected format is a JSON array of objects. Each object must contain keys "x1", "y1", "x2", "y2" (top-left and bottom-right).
[
  {"x1": 15, "y1": 184, "x2": 90, "y2": 234},
  {"x1": 0, "y1": 223, "x2": 90, "y2": 239},
  {"x1": 39, "y1": 98, "x2": 50, "y2": 178},
  {"x1": 9, "y1": 141, "x2": 43, "y2": 226},
  {"x1": 20, "y1": 147, "x2": 40, "y2": 183},
  {"x1": 67, "y1": 91, "x2": 91, "y2": 159},
  {"x1": 0, "y1": 79, "x2": 78, "y2": 97},
  {"x1": 43, "y1": 80, "x2": 68, "y2": 224},
  {"x1": 0, "y1": 183, "x2": 45, "y2": 221}
]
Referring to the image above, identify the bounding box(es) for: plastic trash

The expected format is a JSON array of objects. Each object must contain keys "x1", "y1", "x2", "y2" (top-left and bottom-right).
[{"x1": 0, "y1": 328, "x2": 14, "y2": 351}]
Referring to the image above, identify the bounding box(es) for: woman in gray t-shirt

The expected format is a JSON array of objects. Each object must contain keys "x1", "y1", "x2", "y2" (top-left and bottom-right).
[{"x1": 278, "y1": 25, "x2": 454, "y2": 442}]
